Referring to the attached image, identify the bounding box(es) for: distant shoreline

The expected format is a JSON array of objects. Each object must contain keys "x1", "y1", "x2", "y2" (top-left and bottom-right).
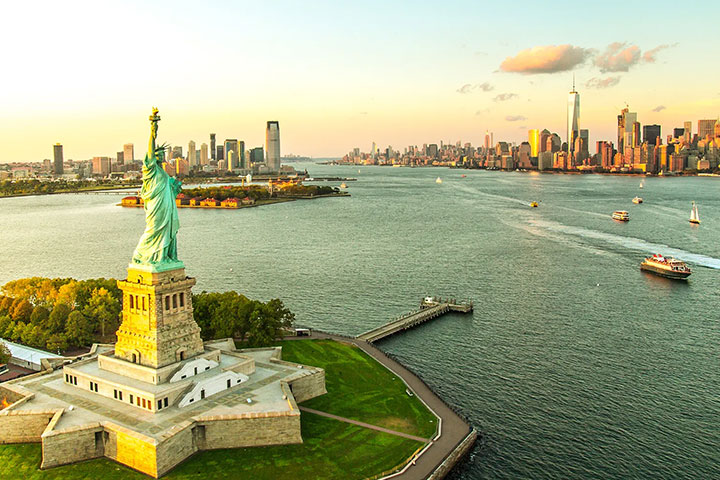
[
  {"x1": 118, "y1": 192, "x2": 351, "y2": 210},
  {"x1": 0, "y1": 184, "x2": 141, "y2": 199}
]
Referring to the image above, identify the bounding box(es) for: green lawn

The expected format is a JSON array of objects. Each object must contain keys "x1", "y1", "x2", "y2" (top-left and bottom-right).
[
  {"x1": 0, "y1": 339, "x2": 432, "y2": 479},
  {"x1": 278, "y1": 339, "x2": 438, "y2": 439},
  {"x1": 0, "y1": 414, "x2": 421, "y2": 480}
]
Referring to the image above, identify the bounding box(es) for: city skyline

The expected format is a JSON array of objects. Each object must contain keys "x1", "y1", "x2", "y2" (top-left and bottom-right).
[{"x1": 2, "y1": 0, "x2": 720, "y2": 163}]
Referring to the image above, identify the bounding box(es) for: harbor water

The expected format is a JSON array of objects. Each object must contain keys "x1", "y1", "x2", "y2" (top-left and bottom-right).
[{"x1": 1, "y1": 164, "x2": 718, "y2": 479}]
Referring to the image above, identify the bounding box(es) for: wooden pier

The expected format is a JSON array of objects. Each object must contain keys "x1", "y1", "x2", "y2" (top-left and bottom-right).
[{"x1": 357, "y1": 297, "x2": 473, "y2": 343}]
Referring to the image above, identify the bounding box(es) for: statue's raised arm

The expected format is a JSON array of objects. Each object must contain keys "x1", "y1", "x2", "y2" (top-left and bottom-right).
[{"x1": 131, "y1": 108, "x2": 184, "y2": 272}]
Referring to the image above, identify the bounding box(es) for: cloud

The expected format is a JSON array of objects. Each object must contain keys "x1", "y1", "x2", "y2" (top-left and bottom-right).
[
  {"x1": 500, "y1": 45, "x2": 591, "y2": 74},
  {"x1": 643, "y1": 43, "x2": 676, "y2": 62},
  {"x1": 585, "y1": 76, "x2": 621, "y2": 89},
  {"x1": 456, "y1": 82, "x2": 494, "y2": 94},
  {"x1": 494, "y1": 93, "x2": 518, "y2": 102},
  {"x1": 652, "y1": 105, "x2": 666, "y2": 112},
  {"x1": 594, "y1": 42, "x2": 641, "y2": 72},
  {"x1": 505, "y1": 115, "x2": 527, "y2": 122}
]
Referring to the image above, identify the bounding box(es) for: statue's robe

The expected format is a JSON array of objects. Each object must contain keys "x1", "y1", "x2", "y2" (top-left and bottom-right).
[{"x1": 132, "y1": 152, "x2": 181, "y2": 265}]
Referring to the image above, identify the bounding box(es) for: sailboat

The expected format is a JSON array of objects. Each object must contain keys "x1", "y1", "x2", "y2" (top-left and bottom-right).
[
  {"x1": 690, "y1": 202, "x2": 700, "y2": 224},
  {"x1": 435, "y1": 177, "x2": 443, "y2": 184}
]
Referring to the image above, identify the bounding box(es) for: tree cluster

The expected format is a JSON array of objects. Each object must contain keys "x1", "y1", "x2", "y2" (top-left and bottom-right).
[
  {"x1": 182, "y1": 185, "x2": 271, "y2": 202},
  {"x1": 193, "y1": 292, "x2": 295, "y2": 347},
  {"x1": 0, "y1": 277, "x2": 121, "y2": 353},
  {"x1": 0, "y1": 179, "x2": 138, "y2": 197}
]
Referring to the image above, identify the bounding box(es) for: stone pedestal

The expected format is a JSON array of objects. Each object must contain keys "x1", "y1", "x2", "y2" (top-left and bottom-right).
[{"x1": 115, "y1": 265, "x2": 204, "y2": 369}]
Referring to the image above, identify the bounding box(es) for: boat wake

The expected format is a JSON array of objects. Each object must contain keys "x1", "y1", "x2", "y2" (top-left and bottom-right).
[{"x1": 529, "y1": 219, "x2": 720, "y2": 269}]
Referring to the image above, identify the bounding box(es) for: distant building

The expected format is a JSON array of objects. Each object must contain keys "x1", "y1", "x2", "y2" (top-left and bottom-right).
[
  {"x1": 643, "y1": 125, "x2": 661, "y2": 145},
  {"x1": 684, "y1": 121, "x2": 693, "y2": 143},
  {"x1": 91, "y1": 156, "x2": 111, "y2": 176},
  {"x1": 631, "y1": 122, "x2": 640, "y2": 148},
  {"x1": 567, "y1": 83, "x2": 580, "y2": 155},
  {"x1": 224, "y1": 139, "x2": 239, "y2": 169},
  {"x1": 176, "y1": 158, "x2": 189, "y2": 176},
  {"x1": 617, "y1": 108, "x2": 636, "y2": 154},
  {"x1": 698, "y1": 119, "x2": 717, "y2": 140},
  {"x1": 538, "y1": 151, "x2": 553, "y2": 171},
  {"x1": 673, "y1": 127, "x2": 685, "y2": 139},
  {"x1": 250, "y1": 147, "x2": 264, "y2": 165},
  {"x1": 518, "y1": 142, "x2": 532, "y2": 168},
  {"x1": 238, "y1": 140, "x2": 246, "y2": 169},
  {"x1": 53, "y1": 143, "x2": 64, "y2": 175},
  {"x1": 597, "y1": 141, "x2": 614, "y2": 169},
  {"x1": 0, "y1": 338, "x2": 62, "y2": 371},
  {"x1": 427, "y1": 143, "x2": 438, "y2": 158},
  {"x1": 200, "y1": 143, "x2": 208, "y2": 165},
  {"x1": 188, "y1": 140, "x2": 196, "y2": 168},
  {"x1": 123, "y1": 143, "x2": 134, "y2": 164},
  {"x1": 539, "y1": 129, "x2": 551, "y2": 153},
  {"x1": 171, "y1": 146, "x2": 183, "y2": 160},
  {"x1": 116, "y1": 151, "x2": 124, "y2": 167},
  {"x1": 216, "y1": 145, "x2": 224, "y2": 161},
  {"x1": 210, "y1": 133, "x2": 216, "y2": 161},
  {"x1": 528, "y1": 129, "x2": 540, "y2": 158},
  {"x1": 266, "y1": 121, "x2": 281, "y2": 172}
]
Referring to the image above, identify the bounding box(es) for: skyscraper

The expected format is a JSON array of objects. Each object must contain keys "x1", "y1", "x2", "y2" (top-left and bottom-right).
[
  {"x1": 632, "y1": 122, "x2": 641, "y2": 148},
  {"x1": 684, "y1": 121, "x2": 692, "y2": 143},
  {"x1": 210, "y1": 134, "x2": 216, "y2": 161},
  {"x1": 123, "y1": 143, "x2": 134, "y2": 164},
  {"x1": 643, "y1": 125, "x2": 661, "y2": 145},
  {"x1": 238, "y1": 141, "x2": 246, "y2": 169},
  {"x1": 200, "y1": 143, "x2": 208, "y2": 165},
  {"x1": 216, "y1": 146, "x2": 224, "y2": 161},
  {"x1": 698, "y1": 119, "x2": 717, "y2": 139},
  {"x1": 188, "y1": 140, "x2": 196, "y2": 168},
  {"x1": 567, "y1": 80, "x2": 580, "y2": 155},
  {"x1": 224, "y1": 139, "x2": 239, "y2": 169},
  {"x1": 528, "y1": 129, "x2": 540, "y2": 158},
  {"x1": 266, "y1": 121, "x2": 280, "y2": 172},
  {"x1": 53, "y1": 143, "x2": 64, "y2": 175},
  {"x1": 250, "y1": 147, "x2": 264, "y2": 165}
]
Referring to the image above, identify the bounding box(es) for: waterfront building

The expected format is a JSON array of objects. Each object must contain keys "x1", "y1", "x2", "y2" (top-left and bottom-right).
[
  {"x1": 538, "y1": 151, "x2": 553, "y2": 171},
  {"x1": 123, "y1": 143, "x2": 134, "y2": 164},
  {"x1": 567, "y1": 82, "x2": 580, "y2": 156},
  {"x1": 200, "y1": 143, "x2": 208, "y2": 165},
  {"x1": 53, "y1": 143, "x2": 64, "y2": 175},
  {"x1": 698, "y1": 119, "x2": 717, "y2": 140},
  {"x1": 643, "y1": 125, "x2": 661, "y2": 145},
  {"x1": 616, "y1": 108, "x2": 636, "y2": 154},
  {"x1": 91, "y1": 156, "x2": 111, "y2": 176},
  {"x1": 528, "y1": 129, "x2": 540, "y2": 158},
  {"x1": 518, "y1": 142, "x2": 532, "y2": 168},
  {"x1": 266, "y1": 121, "x2": 281, "y2": 172},
  {"x1": 188, "y1": 140, "x2": 196, "y2": 168},
  {"x1": 210, "y1": 133, "x2": 216, "y2": 161},
  {"x1": 554, "y1": 151, "x2": 569, "y2": 170}
]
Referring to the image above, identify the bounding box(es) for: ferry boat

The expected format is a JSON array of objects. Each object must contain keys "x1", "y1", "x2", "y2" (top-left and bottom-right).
[
  {"x1": 689, "y1": 201, "x2": 700, "y2": 224},
  {"x1": 640, "y1": 254, "x2": 692, "y2": 280},
  {"x1": 611, "y1": 210, "x2": 629, "y2": 221},
  {"x1": 632, "y1": 196, "x2": 643, "y2": 204}
]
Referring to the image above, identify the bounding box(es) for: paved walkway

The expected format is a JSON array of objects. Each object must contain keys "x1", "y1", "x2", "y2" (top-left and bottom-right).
[
  {"x1": 288, "y1": 332, "x2": 474, "y2": 480},
  {"x1": 299, "y1": 406, "x2": 429, "y2": 442}
]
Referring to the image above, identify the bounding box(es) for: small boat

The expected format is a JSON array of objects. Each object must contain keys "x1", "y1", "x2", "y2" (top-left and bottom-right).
[
  {"x1": 639, "y1": 181, "x2": 644, "y2": 189},
  {"x1": 530, "y1": 201, "x2": 539, "y2": 208},
  {"x1": 435, "y1": 177, "x2": 443, "y2": 184},
  {"x1": 640, "y1": 254, "x2": 691, "y2": 280},
  {"x1": 632, "y1": 196, "x2": 643, "y2": 204},
  {"x1": 461, "y1": 174, "x2": 467, "y2": 178},
  {"x1": 690, "y1": 201, "x2": 700, "y2": 224},
  {"x1": 339, "y1": 182, "x2": 347, "y2": 189},
  {"x1": 612, "y1": 210, "x2": 629, "y2": 221}
]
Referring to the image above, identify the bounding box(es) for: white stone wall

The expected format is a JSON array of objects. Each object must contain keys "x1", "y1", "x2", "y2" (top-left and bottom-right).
[{"x1": 178, "y1": 372, "x2": 249, "y2": 408}]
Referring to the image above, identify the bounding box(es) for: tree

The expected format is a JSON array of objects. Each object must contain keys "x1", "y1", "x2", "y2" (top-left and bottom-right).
[
  {"x1": 46, "y1": 334, "x2": 68, "y2": 354},
  {"x1": 0, "y1": 315, "x2": 11, "y2": 336},
  {"x1": 11, "y1": 322, "x2": 27, "y2": 342},
  {"x1": 30, "y1": 305, "x2": 50, "y2": 326},
  {"x1": 84, "y1": 287, "x2": 121, "y2": 338},
  {"x1": 11, "y1": 299, "x2": 33, "y2": 324},
  {"x1": 65, "y1": 311, "x2": 93, "y2": 347},
  {"x1": 3, "y1": 320, "x2": 16, "y2": 339},
  {"x1": 0, "y1": 341, "x2": 10, "y2": 364},
  {"x1": 47, "y1": 303, "x2": 71, "y2": 334}
]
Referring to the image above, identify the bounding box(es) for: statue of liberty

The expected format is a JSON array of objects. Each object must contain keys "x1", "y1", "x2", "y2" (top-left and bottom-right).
[{"x1": 131, "y1": 108, "x2": 184, "y2": 270}]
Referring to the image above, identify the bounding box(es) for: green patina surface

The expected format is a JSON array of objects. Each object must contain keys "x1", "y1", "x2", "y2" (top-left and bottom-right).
[
  {"x1": 278, "y1": 339, "x2": 438, "y2": 439},
  {"x1": 0, "y1": 339, "x2": 429, "y2": 479}
]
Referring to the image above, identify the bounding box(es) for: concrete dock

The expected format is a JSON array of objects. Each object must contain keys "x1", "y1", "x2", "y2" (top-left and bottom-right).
[{"x1": 358, "y1": 297, "x2": 473, "y2": 343}]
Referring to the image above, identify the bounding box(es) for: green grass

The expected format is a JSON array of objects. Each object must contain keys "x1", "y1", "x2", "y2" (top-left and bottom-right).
[
  {"x1": 0, "y1": 339, "x2": 432, "y2": 479},
  {"x1": 0, "y1": 415, "x2": 421, "y2": 480},
  {"x1": 278, "y1": 339, "x2": 438, "y2": 439}
]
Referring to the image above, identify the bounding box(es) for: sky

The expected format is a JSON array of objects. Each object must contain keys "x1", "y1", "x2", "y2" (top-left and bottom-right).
[{"x1": 1, "y1": 0, "x2": 719, "y2": 163}]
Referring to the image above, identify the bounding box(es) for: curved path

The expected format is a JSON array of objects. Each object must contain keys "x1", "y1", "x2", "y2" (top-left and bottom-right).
[{"x1": 296, "y1": 331, "x2": 475, "y2": 480}]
